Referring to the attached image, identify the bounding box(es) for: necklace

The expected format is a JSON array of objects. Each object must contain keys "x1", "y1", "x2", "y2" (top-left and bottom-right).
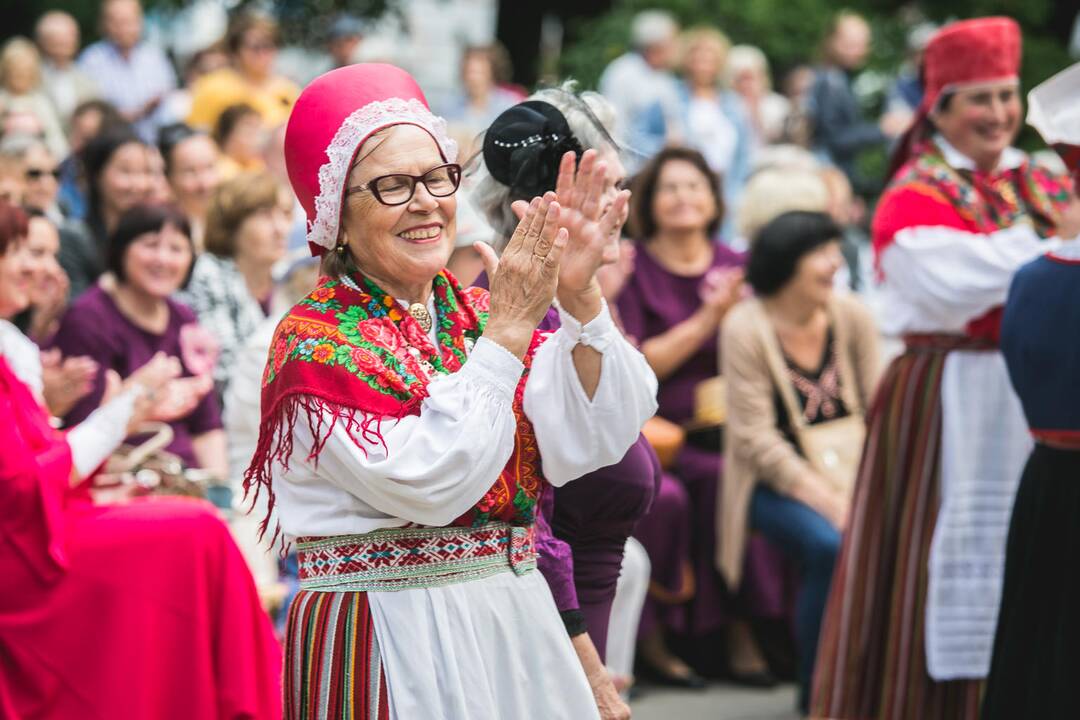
[{"x1": 408, "y1": 303, "x2": 433, "y2": 332}]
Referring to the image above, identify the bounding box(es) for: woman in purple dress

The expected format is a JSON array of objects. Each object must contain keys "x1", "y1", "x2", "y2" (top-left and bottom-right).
[
  {"x1": 471, "y1": 85, "x2": 661, "y2": 717},
  {"x1": 51, "y1": 203, "x2": 226, "y2": 477},
  {"x1": 618, "y1": 146, "x2": 790, "y2": 686}
]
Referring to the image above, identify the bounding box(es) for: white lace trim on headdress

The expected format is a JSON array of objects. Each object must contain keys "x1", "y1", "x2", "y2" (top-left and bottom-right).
[{"x1": 308, "y1": 97, "x2": 459, "y2": 250}]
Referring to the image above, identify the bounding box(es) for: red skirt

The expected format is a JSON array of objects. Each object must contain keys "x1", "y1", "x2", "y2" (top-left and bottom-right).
[
  {"x1": 809, "y1": 348, "x2": 981, "y2": 720},
  {"x1": 0, "y1": 496, "x2": 282, "y2": 720}
]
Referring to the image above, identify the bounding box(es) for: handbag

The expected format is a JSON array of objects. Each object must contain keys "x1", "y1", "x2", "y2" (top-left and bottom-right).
[
  {"x1": 755, "y1": 304, "x2": 866, "y2": 500},
  {"x1": 793, "y1": 413, "x2": 865, "y2": 499},
  {"x1": 683, "y1": 375, "x2": 725, "y2": 452},
  {"x1": 97, "y1": 422, "x2": 209, "y2": 499}
]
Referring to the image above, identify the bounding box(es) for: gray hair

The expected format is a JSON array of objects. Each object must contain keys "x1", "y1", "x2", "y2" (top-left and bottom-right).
[
  {"x1": 630, "y1": 10, "x2": 678, "y2": 50},
  {"x1": 0, "y1": 134, "x2": 49, "y2": 161},
  {"x1": 724, "y1": 44, "x2": 771, "y2": 90},
  {"x1": 466, "y1": 81, "x2": 619, "y2": 252}
]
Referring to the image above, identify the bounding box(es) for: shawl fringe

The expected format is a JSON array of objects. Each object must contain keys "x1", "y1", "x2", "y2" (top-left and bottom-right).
[{"x1": 243, "y1": 391, "x2": 412, "y2": 546}]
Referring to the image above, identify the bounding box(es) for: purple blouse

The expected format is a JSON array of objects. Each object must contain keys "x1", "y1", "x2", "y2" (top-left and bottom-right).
[
  {"x1": 617, "y1": 242, "x2": 745, "y2": 423},
  {"x1": 472, "y1": 276, "x2": 658, "y2": 622},
  {"x1": 50, "y1": 285, "x2": 224, "y2": 468}
]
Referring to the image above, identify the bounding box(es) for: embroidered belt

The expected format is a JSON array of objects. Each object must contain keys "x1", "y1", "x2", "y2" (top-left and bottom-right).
[
  {"x1": 903, "y1": 333, "x2": 998, "y2": 353},
  {"x1": 296, "y1": 522, "x2": 536, "y2": 592}
]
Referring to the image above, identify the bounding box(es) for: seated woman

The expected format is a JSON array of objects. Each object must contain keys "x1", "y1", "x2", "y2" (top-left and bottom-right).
[
  {"x1": 617, "y1": 146, "x2": 784, "y2": 686},
  {"x1": 0, "y1": 199, "x2": 281, "y2": 720},
  {"x1": 50, "y1": 203, "x2": 226, "y2": 479},
  {"x1": 721, "y1": 210, "x2": 881, "y2": 711},
  {"x1": 179, "y1": 171, "x2": 290, "y2": 397}
]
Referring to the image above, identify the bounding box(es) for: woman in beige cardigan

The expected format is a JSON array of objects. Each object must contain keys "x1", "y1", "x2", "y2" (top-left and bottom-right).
[{"x1": 720, "y1": 210, "x2": 881, "y2": 713}]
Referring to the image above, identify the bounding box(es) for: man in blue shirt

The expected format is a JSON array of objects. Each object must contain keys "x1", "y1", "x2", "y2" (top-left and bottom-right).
[{"x1": 78, "y1": 0, "x2": 176, "y2": 142}]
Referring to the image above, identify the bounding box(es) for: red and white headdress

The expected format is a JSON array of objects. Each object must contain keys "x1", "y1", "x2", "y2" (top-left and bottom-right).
[
  {"x1": 283, "y1": 63, "x2": 458, "y2": 256},
  {"x1": 889, "y1": 17, "x2": 1022, "y2": 177}
]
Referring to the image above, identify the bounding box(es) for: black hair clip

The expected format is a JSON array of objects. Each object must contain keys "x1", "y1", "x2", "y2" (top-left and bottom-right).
[{"x1": 482, "y1": 100, "x2": 584, "y2": 199}]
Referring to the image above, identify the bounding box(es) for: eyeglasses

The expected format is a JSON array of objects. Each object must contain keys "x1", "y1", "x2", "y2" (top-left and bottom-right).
[
  {"x1": 25, "y1": 167, "x2": 61, "y2": 181},
  {"x1": 345, "y1": 163, "x2": 461, "y2": 206}
]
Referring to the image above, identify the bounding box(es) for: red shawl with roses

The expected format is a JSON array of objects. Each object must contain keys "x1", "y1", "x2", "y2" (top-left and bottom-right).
[{"x1": 244, "y1": 269, "x2": 547, "y2": 541}]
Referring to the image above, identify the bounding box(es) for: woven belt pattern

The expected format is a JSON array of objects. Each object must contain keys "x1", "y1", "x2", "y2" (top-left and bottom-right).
[
  {"x1": 296, "y1": 522, "x2": 536, "y2": 592},
  {"x1": 903, "y1": 333, "x2": 998, "y2": 353}
]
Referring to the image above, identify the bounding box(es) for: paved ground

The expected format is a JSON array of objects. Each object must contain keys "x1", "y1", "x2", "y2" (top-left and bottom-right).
[{"x1": 630, "y1": 682, "x2": 800, "y2": 720}]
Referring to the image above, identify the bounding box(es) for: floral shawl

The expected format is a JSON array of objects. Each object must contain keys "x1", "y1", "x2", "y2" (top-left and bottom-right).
[{"x1": 245, "y1": 270, "x2": 546, "y2": 540}]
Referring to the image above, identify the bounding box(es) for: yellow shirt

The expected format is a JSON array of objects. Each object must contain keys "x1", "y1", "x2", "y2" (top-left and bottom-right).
[{"x1": 187, "y1": 67, "x2": 299, "y2": 130}]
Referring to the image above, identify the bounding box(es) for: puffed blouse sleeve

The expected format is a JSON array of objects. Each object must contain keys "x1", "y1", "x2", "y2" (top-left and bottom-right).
[
  {"x1": 523, "y1": 300, "x2": 659, "y2": 486},
  {"x1": 291, "y1": 338, "x2": 525, "y2": 527}
]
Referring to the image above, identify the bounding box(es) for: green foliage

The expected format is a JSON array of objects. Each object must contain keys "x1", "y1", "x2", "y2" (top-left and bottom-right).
[{"x1": 559, "y1": 0, "x2": 1073, "y2": 99}]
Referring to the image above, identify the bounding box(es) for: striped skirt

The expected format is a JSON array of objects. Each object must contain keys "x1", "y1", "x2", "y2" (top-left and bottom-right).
[
  {"x1": 809, "y1": 348, "x2": 981, "y2": 720},
  {"x1": 285, "y1": 590, "x2": 390, "y2": 720}
]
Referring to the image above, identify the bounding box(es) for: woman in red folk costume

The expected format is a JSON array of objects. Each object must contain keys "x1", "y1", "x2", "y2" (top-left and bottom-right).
[
  {"x1": 246, "y1": 64, "x2": 657, "y2": 719},
  {"x1": 810, "y1": 17, "x2": 1080, "y2": 720},
  {"x1": 0, "y1": 198, "x2": 281, "y2": 720}
]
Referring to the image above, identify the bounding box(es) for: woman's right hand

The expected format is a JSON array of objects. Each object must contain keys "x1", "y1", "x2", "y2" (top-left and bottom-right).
[{"x1": 477, "y1": 192, "x2": 568, "y2": 359}]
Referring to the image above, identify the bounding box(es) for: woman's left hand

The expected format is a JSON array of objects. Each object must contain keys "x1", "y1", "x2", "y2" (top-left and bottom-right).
[{"x1": 513, "y1": 150, "x2": 630, "y2": 309}]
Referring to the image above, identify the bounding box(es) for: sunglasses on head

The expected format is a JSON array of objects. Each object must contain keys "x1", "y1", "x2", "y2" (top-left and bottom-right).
[{"x1": 25, "y1": 167, "x2": 61, "y2": 181}]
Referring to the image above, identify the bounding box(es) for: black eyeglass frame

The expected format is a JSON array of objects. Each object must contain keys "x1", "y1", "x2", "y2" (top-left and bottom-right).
[
  {"x1": 344, "y1": 163, "x2": 462, "y2": 206},
  {"x1": 25, "y1": 167, "x2": 62, "y2": 181}
]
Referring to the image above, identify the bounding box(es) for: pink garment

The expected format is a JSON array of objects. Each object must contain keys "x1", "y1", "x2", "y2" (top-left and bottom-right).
[{"x1": 0, "y1": 356, "x2": 281, "y2": 720}]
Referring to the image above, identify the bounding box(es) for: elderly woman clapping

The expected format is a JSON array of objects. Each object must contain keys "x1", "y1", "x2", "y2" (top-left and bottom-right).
[{"x1": 246, "y1": 64, "x2": 657, "y2": 720}]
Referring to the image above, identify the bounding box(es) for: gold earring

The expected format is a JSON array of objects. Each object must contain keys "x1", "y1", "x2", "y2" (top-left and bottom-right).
[{"x1": 336, "y1": 242, "x2": 347, "y2": 255}]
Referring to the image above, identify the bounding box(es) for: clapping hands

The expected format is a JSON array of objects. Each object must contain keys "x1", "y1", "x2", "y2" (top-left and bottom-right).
[{"x1": 511, "y1": 149, "x2": 630, "y2": 304}]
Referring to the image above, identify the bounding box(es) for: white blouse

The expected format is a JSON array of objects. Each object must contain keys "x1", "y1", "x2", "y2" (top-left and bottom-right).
[
  {"x1": 873, "y1": 137, "x2": 1073, "y2": 681},
  {"x1": 273, "y1": 299, "x2": 659, "y2": 537},
  {"x1": 271, "y1": 298, "x2": 657, "y2": 720}
]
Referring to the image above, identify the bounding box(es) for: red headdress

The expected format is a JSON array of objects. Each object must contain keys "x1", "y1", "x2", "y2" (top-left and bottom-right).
[
  {"x1": 888, "y1": 17, "x2": 1022, "y2": 178},
  {"x1": 283, "y1": 63, "x2": 458, "y2": 256}
]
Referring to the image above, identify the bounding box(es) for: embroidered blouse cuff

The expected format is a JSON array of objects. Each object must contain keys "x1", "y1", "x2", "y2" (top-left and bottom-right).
[
  {"x1": 555, "y1": 298, "x2": 616, "y2": 352},
  {"x1": 465, "y1": 337, "x2": 525, "y2": 403}
]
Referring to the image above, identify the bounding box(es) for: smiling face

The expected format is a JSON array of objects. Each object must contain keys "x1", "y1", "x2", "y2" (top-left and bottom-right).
[
  {"x1": 786, "y1": 240, "x2": 843, "y2": 307},
  {"x1": 651, "y1": 158, "x2": 718, "y2": 235},
  {"x1": 340, "y1": 125, "x2": 457, "y2": 294},
  {"x1": 0, "y1": 235, "x2": 33, "y2": 318},
  {"x1": 168, "y1": 135, "x2": 220, "y2": 215},
  {"x1": 25, "y1": 216, "x2": 61, "y2": 303},
  {"x1": 100, "y1": 142, "x2": 152, "y2": 218},
  {"x1": 120, "y1": 222, "x2": 193, "y2": 299},
  {"x1": 932, "y1": 82, "x2": 1022, "y2": 171}
]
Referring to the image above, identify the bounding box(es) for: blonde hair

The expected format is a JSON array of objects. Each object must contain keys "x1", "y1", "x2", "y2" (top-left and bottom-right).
[
  {"x1": 738, "y1": 168, "x2": 829, "y2": 242},
  {"x1": 0, "y1": 37, "x2": 42, "y2": 92},
  {"x1": 679, "y1": 26, "x2": 731, "y2": 82},
  {"x1": 724, "y1": 44, "x2": 772, "y2": 90},
  {"x1": 204, "y1": 171, "x2": 284, "y2": 257}
]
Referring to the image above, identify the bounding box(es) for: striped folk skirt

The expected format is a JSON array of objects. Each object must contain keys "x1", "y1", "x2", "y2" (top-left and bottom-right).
[
  {"x1": 285, "y1": 590, "x2": 390, "y2": 720},
  {"x1": 809, "y1": 347, "x2": 981, "y2": 720}
]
